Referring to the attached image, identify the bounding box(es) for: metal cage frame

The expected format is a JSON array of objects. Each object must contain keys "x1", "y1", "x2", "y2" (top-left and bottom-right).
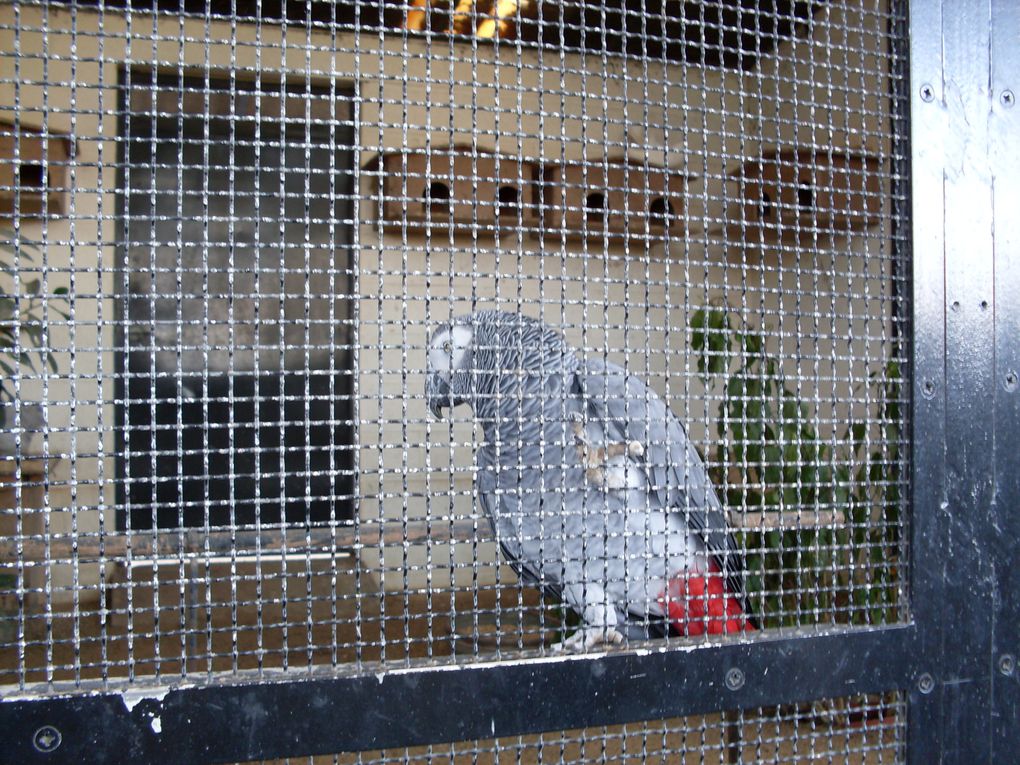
[{"x1": 0, "y1": 0, "x2": 1017, "y2": 763}]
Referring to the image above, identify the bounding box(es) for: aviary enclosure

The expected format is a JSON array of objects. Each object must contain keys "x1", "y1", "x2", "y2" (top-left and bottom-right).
[{"x1": 0, "y1": 0, "x2": 1015, "y2": 762}]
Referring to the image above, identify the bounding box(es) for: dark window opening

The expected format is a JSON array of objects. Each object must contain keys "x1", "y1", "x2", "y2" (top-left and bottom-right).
[
  {"x1": 649, "y1": 196, "x2": 675, "y2": 227},
  {"x1": 54, "y1": 1, "x2": 824, "y2": 71},
  {"x1": 18, "y1": 163, "x2": 46, "y2": 189},
  {"x1": 497, "y1": 185, "x2": 519, "y2": 217},
  {"x1": 585, "y1": 191, "x2": 607, "y2": 226},
  {"x1": 798, "y1": 182, "x2": 814, "y2": 212},
  {"x1": 423, "y1": 180, "x2": 451, "y2": 214},
  {"x1": 117, "y1": 70, "x2": 357, "y2": 530}
]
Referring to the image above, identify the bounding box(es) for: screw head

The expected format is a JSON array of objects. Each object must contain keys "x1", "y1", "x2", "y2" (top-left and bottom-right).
[
  {"x1": 32, "y1": 725, "x2": 62, "y2": 753},
  {"x1": 920, "y1": 84, "x2": 935, "y2": 102},
  {"x1": 918, "y1": 673, "x2": 935, "y2": 694},
  {"x1": 922, "y1": 379, "x2": 937, "y2": 399},
  {"x1": 1005, "y1": 371, "x2": 1018, "y2": 393},
  {"x1": 1002, "y1": 90, "x2": 1015, "y2": 108},
  {"x1": 725, "y1": 667, "x2": 745, "y2": 691},
  {"x1": 999, "y1": 654, "x2": 1015, "y2": 676}
]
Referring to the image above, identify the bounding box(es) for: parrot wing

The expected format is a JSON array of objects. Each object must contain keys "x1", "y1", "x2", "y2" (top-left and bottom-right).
[
  {"x1": 574, "y1": 357, "x2": 749, "y2": 610},
  {"x1": 475, "y1": 440, "x2": 563, "y2": 601}
]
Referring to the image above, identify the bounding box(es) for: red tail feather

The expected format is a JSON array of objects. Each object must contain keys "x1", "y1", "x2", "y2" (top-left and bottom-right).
[{"x1": 657, "y1": 562, "x2": 754, "y2": 637}]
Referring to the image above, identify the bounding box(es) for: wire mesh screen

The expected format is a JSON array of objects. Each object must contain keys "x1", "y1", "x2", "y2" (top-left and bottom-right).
[
  {"x1": 0, "y1": 0, "x2": 908, "y2": 723},
  {"x1": 276, "y1": 693, "x2": 906, "y2": 764}
]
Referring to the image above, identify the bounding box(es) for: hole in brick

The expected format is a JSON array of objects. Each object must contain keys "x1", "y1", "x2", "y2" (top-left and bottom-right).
[
  {"x1": 797, "y1": 183, "x2": 813, "y2": 212},
  {"x1": 497, "y1": 185, "x2": 519, "y2": 217},
  {"x1": 585, "y1": 192, "x2": 606, "y2": 226},
  {"x1": 423, "y1": 181, "x2": 451, "y2": 214},
  {"x1": 649, "y1": 197, "x2": 675, "y2": 227},
  {"x1": 18, "y1": 163, "x2": 46, "y2": 189}
]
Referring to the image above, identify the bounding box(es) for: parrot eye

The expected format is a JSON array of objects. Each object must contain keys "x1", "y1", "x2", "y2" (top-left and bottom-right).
[{"x1": 442, "y1": 340, "x2": 453, "y2": 354}]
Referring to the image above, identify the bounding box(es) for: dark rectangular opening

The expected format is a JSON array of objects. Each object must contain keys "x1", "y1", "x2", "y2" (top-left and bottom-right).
[
  {"x1": 116, "y1": 69, "x2": 357, "y2": 530},
  {"x1": 53, "y1": 0, "x2": 822, "y2": 71},
  {"x1": 18, "y1": 163, "x2": 46, "y2": 189}
]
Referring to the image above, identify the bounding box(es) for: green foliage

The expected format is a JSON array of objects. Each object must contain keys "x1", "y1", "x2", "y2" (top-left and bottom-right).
[
  {"x1": 0, "y1": 228, "x2": 70, "y2": 407},
  {"x1": 690, "y1": 306, "x2": 903, "y2": 628}
]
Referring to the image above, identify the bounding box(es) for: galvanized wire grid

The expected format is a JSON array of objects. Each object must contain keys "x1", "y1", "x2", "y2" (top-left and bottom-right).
[
  {"x1": 0, "y1": 0, "x2": 907, "y2": 731},
  {"x1": 271, "y1": 693, "x2": 905, "y2": 764}
]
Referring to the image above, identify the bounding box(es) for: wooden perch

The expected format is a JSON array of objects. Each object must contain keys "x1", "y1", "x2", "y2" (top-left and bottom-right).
[{"x1": 0, "y1": 511, "x2": 845, "y2": 564}]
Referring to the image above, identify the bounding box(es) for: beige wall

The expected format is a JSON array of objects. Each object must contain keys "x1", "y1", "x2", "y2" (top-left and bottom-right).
[{"x1": 0, "y1": 0, "x2": 897, "y2": 598}]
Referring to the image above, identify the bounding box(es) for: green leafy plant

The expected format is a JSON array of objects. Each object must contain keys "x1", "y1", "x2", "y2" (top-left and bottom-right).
[
  {"x1": 0, "y1": 227, "x2": 69, "y2": 410},
  {"x1": 690, "y1": 306, "x2": 903, "y2": 628}
]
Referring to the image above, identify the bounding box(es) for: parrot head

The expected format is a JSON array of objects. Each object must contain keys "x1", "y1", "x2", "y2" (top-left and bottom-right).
[
  {"x1": 425, "y1": 311, "x2": 575, "y2": 419},
  {"x1": 425, "y1": 320, "x2": 476, "y2": 419}
]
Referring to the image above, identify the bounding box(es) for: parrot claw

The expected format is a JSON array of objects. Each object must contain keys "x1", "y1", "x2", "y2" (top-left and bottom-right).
[{"x1": 551, "y1": 626, "x2": 624, "y2": 653}]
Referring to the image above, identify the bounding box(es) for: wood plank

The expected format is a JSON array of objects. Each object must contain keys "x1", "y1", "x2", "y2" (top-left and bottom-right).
[{"x1": 0, "y1": 510, "x2": 846, "y2": 563}]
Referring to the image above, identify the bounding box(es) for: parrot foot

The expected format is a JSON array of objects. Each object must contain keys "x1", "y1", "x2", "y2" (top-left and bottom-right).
[
  {"x1": 569, "y1": 413, "x2": 591, "y2": 446},
  {"x1": 551, "y1": 625, "x2": 624, "y2": 653}
]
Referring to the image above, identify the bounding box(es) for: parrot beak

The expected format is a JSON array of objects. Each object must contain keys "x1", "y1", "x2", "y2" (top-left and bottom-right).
[
  {"x1": 426, "y1": 372, "x2": 452, "y2": 420},
  {"x1": 429, "y1": 398, "x2": 449, "y2": 420}
]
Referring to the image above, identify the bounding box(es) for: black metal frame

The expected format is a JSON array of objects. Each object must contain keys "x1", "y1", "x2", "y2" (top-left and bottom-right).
[
  {"x1": 2, "y1": 1, "x2": 1017, "y2": 762},
  {"x1": 3, "y1": 626, "x2": 917, "y2": 763}
]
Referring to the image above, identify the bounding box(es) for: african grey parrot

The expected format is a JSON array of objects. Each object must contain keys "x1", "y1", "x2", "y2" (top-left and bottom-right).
[{"x1": 425, "y1": 310, "x2": 754, "y2": 651}]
